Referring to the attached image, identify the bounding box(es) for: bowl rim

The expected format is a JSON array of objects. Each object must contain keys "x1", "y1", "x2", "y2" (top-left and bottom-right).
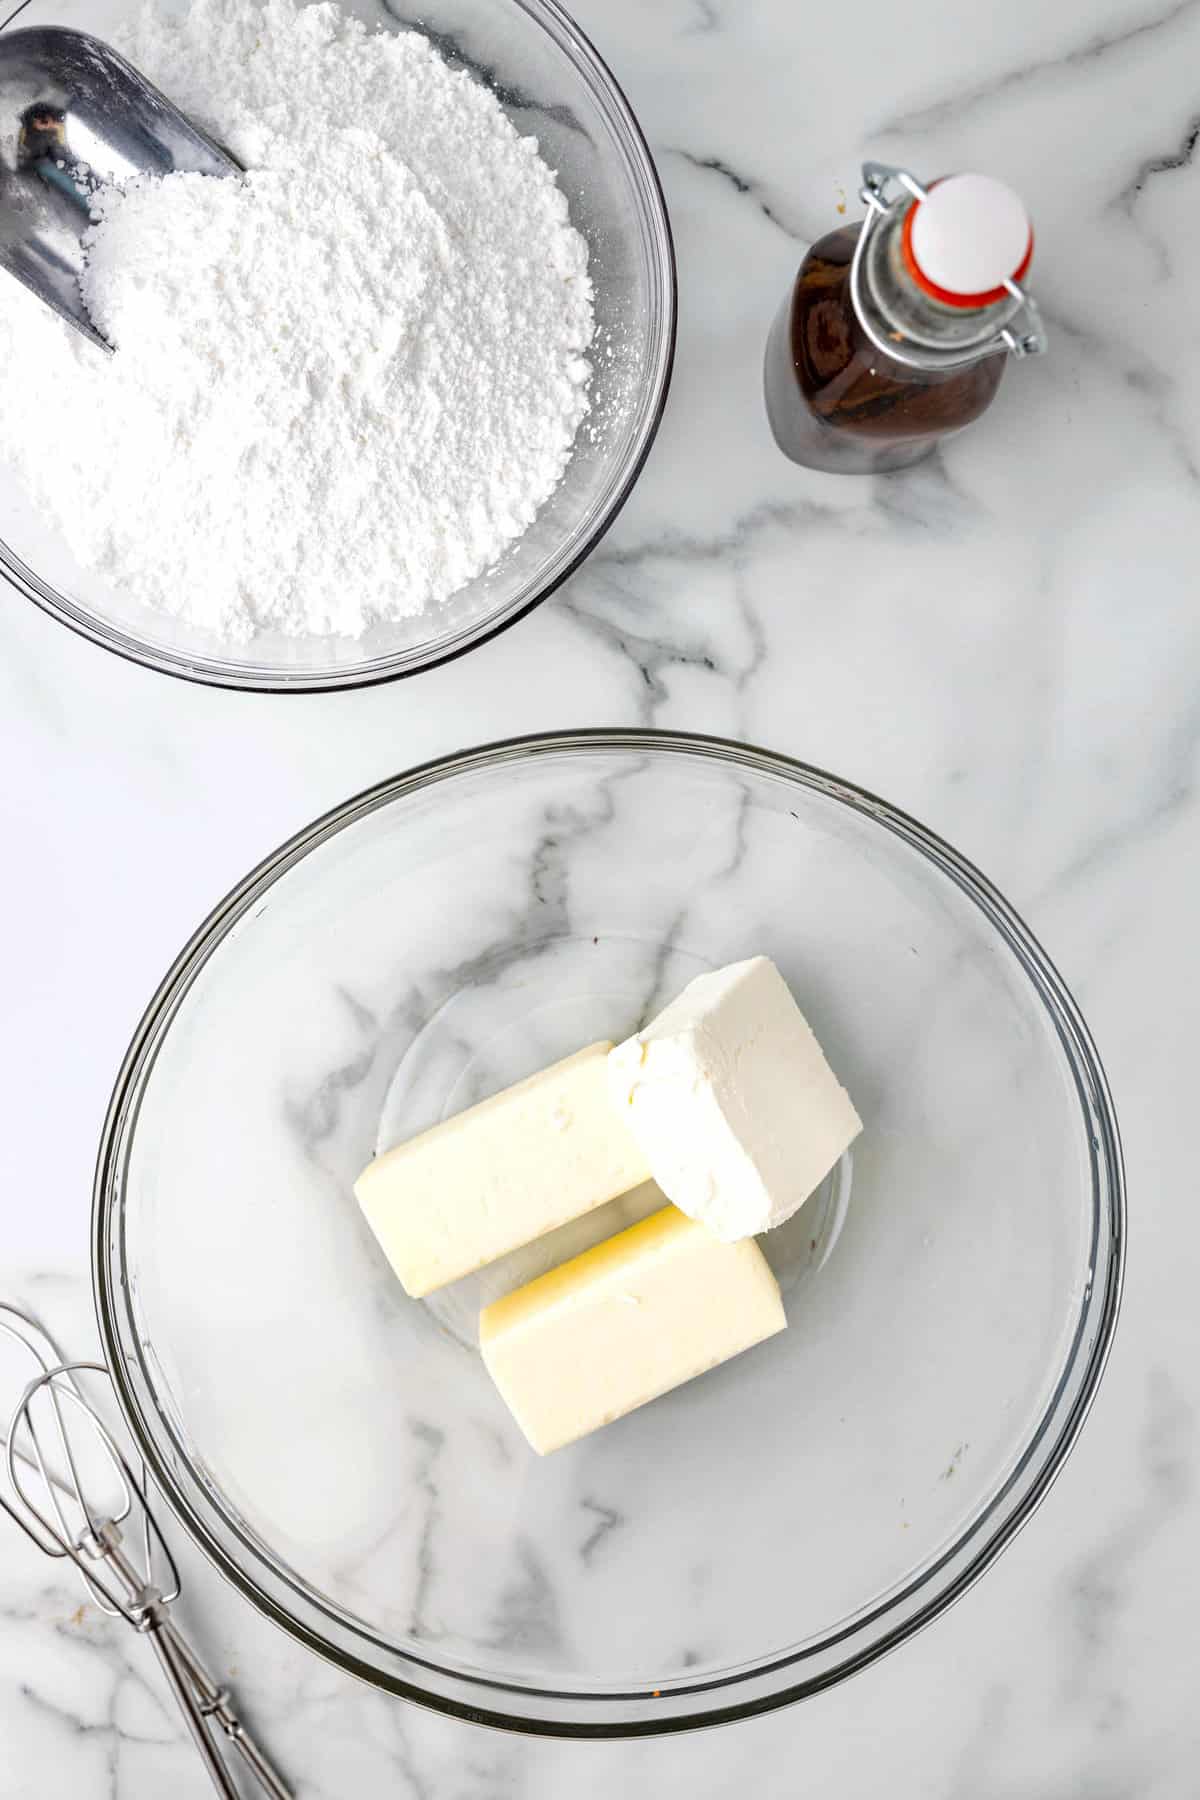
[
  {"x1": 0, "y1": 0, "x2": 678, "y2": 692},
  {"x1": 92, "y1": 729, "x2": 1126, "y2": 1735}
]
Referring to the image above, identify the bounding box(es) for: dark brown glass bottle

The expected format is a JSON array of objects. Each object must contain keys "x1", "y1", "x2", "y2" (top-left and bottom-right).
[{"x1": 765, "y1": 165, "x2": 1045, "y2": 474}]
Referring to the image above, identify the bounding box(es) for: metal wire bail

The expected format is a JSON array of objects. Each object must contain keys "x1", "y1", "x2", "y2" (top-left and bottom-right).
[{"x1": 851, "y1": 161, "x2": 1047, "y2": 370}]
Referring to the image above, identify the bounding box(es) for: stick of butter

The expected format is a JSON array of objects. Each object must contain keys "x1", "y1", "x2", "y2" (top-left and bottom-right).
[
  {"x1": 355, "y1": 1043, "x2": 651, "y2": 1297},
  {"x1": 608, "y1": 956, "x2": 861, "y2": 1241},
  {"x1": 480, "y1": 1206, "x2": 786, "y2": 1454}
]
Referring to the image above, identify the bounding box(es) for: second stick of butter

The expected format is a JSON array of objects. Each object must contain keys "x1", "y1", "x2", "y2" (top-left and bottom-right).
[
  {"x1": 355, "y1": 1043, "x2": 651, "y2": 1297},
  {"x1": 481, "y1": 1206, "x2": 786, "y2": 1454}
]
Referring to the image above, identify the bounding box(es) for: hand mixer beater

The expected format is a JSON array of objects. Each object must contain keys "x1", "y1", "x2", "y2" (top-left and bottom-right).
[{"x1": 0, "y1": 1302, "x2": 292, "y2": 1799}]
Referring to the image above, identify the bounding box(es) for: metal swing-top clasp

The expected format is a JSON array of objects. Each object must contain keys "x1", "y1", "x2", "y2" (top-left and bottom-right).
[{"x1": 852, "y1": 161, "x2": 1047, "y2": 368}]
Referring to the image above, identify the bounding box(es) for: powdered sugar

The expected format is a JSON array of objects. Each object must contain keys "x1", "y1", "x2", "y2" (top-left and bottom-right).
[{"x1": 0, "y1": 0, "x2": 594, "y2": 640}]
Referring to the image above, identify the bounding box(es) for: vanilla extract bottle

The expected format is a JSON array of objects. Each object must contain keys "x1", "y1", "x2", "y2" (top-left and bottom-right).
[{"x1": 765, "y1": 163, "x2": 1046, "y2": 473}]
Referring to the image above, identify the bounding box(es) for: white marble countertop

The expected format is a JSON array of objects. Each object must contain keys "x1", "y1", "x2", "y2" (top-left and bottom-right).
[{"x1": 2, "y1": 0, "x2": 1198, "y2": 1791}]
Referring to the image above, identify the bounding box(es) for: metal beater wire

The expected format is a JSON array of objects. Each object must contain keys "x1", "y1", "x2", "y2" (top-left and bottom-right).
[
  {"x1": 0, "y1": 1302, "x2": 293, "y2": 1799},
  {"x1": 0, "y1": 1304, "x2": 98, "y2": 1559}
]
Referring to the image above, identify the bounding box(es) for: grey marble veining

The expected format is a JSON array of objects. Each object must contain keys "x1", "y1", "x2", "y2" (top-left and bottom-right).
[{"x1": 2, "y1": 0, "x2": 1199, "y2": 1789}]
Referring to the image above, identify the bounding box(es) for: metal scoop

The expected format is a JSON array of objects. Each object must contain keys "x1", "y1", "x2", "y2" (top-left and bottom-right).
[{"x1": 0, "y1": 24, "x2": 239, "y2": 349}]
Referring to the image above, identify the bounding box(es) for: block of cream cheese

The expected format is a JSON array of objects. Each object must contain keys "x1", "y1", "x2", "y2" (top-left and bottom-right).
[
  {"x1": 480, "y1": 1205, "x2": 786, "y2": 1454},
  {"x1": 355, "y1": 1043, "x2": 651, "y2": 1298},
  {"x1": 608, "y1": 957, "x2": 861, "y2": 1241}
]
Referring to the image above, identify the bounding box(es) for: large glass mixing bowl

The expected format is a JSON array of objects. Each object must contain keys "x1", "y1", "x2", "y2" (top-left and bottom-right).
[
  {"x1": 0, "y1": 0, "x2": 675, "y2": 688},
  {"x1": 94, "y1": 733, "x2": 1124, "y2": 1734}
]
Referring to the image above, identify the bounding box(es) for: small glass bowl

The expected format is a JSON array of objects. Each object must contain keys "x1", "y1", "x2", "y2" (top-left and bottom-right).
[
  {"x1": 0, "y1": 0, "x2": 675, "y2": 688},
  {"x1": 94, "y1": 732, "x2": 1125, "y2": 1735}
]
